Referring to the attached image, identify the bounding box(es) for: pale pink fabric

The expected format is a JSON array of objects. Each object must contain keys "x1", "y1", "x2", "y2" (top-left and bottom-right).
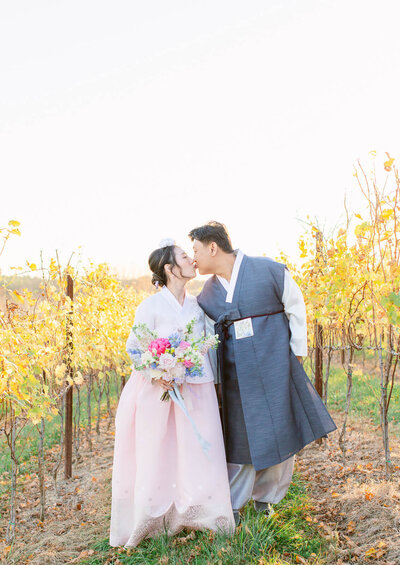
[{"x1": 109, "y1": 370, "x2": 235, "y2": 547}]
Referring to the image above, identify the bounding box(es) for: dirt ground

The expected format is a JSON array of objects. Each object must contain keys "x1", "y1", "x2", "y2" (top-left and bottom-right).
[
  {"x1": 0, "y1": 414, "x2": 115, "y2": 565},
  {"x1": 1, "y1": 410, "x2": 399, "y2": 565},
  {"x1": 296, "y1": 411, "x2": 400, "y2": 565}
]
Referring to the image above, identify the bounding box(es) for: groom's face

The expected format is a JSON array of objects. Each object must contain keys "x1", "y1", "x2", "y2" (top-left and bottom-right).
[{"x1": 192, "y1": 239, "x2": 216, "y2": 275}]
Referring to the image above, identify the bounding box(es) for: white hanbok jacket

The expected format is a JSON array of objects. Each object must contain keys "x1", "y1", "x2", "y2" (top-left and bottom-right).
[{"x1": 126, "y1": 285, "x2": 215, "y2": 384}]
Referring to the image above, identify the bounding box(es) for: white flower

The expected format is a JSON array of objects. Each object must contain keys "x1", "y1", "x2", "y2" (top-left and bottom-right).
[
  {"x1": 175, "y1": 346, "x2": 186, "y2": 359},
  {"x1": 171, "y1": 363, "x2": 185, "y2": 381},
  {"x1": 191, "y1": 351, "x2": 203, "y2": 365},
  {"x1": 158, "y1": 238, "x2": 175, "y2": 248},
  {"x1": 141, "y1": 351, "x2": 154, "y2": 365},
  {"x1": 149, "y1": 368, "x2": 163, "y2": 380},
  {"x1": 159, "y1": 353, "x2": 176, "y2": 371},
  {"x1": 140, "y1": 336, "x2": 154, "y2": 349},
  {"x1": 200, "y1": 335, "x2": 219, "y2": 354}
]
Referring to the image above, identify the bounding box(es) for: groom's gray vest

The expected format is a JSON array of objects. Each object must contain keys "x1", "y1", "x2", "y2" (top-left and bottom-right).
[{"x1": 197, "y1": 254, "x2": 336, "y2": 471}]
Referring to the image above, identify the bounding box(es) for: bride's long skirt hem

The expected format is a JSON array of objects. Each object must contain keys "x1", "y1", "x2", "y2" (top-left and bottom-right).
[{"x1": 109, "y1": 500, "x2": 234, "y2": 548}]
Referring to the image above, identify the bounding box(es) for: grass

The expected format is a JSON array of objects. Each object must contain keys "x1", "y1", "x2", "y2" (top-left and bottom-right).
[
  {"x1": 79, "y1": 473, "x2": 330, "y2": 565},
  {"x1": 326, "y1": 364, "x2": 400, "y2": 436}
]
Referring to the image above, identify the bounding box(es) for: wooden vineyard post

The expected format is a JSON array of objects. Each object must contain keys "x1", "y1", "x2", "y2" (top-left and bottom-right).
[
  {"x1": 314, "y1": 321, "x2": 323, "y2": 398},
  {"x1": 65, "y1": 275, "x2": 73, "y2": 479},
  {"x1": 314, "y1": 230, "x2": 324, "y2": 444},
  {"x1": 314, "y1": 230, "x2": 324, "y2": 398}
]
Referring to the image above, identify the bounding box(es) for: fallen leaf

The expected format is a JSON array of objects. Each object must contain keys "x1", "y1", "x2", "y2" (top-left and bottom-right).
[
  {"x1": 365, "y1": 489, "x2": 374, "y2": 501},
  {"x1": 376, "y1": 540, "x2": 387, "y2": 549},
  {"x1": 173, "y1": 531, "x2": 196, "y2": 545},
  {"x1": 347, "y1": 520, "x2": 356, "y2": 534}
]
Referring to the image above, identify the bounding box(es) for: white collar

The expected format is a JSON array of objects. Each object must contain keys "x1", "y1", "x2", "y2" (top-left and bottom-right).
[
  {"x1": 216, "y1": 249, "x2": 244, "y2": 303},
  {"x1": 161, "y1": 285, "x2": 187, "y2": 311}
]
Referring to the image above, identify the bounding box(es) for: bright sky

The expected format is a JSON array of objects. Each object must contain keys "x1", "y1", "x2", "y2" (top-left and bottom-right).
[{"x1": 1, "y1": 0, "x2": 399, "y2": 277}]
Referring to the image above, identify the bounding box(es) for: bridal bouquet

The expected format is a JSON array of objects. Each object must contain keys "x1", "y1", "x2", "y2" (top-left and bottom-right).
[{"x1": 127, "y1": 318, "x2": 219, "y2": 400}]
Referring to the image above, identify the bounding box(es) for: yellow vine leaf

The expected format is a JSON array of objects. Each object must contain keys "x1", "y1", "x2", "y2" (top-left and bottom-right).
[
  {"x1": 74, "y1": 372, "x2": 84, "y2": 385},
  {"x1": 55, "y1": 364, "x2": 67, "y2": 382},
  {"x1": 384, "y1": 157, "x2": 394, "y2": 171},
  {"x1": 381, "y1": 209, "x2": 393, "y2": 220}
]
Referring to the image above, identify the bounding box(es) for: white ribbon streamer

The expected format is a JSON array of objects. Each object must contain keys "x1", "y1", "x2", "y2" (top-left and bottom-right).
[{"x1": 169, "y1": 384, "x2": 211, "y2": 457}]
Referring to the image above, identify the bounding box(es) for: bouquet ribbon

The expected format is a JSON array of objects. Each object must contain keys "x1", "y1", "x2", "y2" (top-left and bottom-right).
[{"x1": 169, "y1": 384, "x2": 211, "y2": 457}]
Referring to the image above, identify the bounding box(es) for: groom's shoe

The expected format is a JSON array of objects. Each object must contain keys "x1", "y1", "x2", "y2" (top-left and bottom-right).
[
  {"x1": 254, "y1": 501, "x2": 274, "y2": 518},
  {"x1": 233, "y1": 510, "x2": 241, "y2": 527}
]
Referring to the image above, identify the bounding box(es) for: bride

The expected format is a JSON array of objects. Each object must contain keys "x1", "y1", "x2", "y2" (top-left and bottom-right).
[{"x1": 109, "y1": 239, "x2": 235, "y2": 547}]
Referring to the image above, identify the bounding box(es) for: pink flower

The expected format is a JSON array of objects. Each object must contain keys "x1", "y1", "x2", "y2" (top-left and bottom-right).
[
  {"x1": 175, "y1": 341, "x2": 192, "y2": 359},
  {"x1": 148, "y1": 338, "x2": 171, "y2": 355},
  {"x1": 159, "y1": 353, "x2": 176, "y2": 371},
  {"x1": 183, "y1": 359, "x2": 194, "y2": 368}
]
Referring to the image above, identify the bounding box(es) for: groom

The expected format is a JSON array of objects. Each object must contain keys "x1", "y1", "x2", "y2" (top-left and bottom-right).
[{"x1": 189, "y1": 221, "x2": 336, "y2": 525}]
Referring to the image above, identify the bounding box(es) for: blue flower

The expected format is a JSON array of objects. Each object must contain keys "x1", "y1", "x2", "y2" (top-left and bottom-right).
[
  {"x1": 186, "y1": 366, "x2": 204, "y2": 378},
  {"x1": 127, "y1": 349, "x2": 142, "y2": 363},
  {"x1": 168, "y1": 332, "x2": 182, "y2": 349}
]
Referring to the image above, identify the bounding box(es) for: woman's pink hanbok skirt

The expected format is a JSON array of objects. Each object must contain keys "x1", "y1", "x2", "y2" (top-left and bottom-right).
[{"x1": 109, "y1": 371, "x2": 235, "y2": 547}]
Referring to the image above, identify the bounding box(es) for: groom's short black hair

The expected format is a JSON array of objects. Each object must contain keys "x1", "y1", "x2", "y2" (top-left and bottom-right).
[{"x1": 188, "y1": 221, "x2": 234, "y2": 253}]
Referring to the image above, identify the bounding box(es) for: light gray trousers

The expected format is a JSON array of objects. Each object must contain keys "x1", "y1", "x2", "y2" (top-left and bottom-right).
[{"x1": 228, "y1": 455, "x2": 295, "y2": 511}]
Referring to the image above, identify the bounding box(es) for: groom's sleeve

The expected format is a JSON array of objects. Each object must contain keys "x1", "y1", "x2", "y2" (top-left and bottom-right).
[{"x1": 281, "y1": 270, "x2": 308, "y2": 357}]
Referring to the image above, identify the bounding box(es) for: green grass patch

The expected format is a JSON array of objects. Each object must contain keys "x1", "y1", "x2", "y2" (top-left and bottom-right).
[
  {"x1": 326, "y1": 365, "x2": 400, "y2": 435},
  {"x1": 80, "y1": 473, "x2": 330, "y2": 565}
]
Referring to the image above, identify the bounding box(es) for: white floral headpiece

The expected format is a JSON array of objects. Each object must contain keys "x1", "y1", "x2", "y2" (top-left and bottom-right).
[{"x1": 158, "y1": 238, "x2": 175, "y2": 249}]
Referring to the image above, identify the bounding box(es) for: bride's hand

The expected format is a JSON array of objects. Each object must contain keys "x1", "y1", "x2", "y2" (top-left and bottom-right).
[{"x1": 157, "y1": 378, "x2": 174, "y2": 392}]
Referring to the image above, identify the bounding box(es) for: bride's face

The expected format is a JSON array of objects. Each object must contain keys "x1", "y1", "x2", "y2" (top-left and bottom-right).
[{"x1": 171, "y1": 247, "x2": 196, "y2": 280}]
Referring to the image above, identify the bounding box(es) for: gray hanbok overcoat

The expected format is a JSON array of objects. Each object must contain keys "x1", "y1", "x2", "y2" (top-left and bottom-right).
[{"x1": 197, "y1": 254, "x2": 337, "y2": 471}]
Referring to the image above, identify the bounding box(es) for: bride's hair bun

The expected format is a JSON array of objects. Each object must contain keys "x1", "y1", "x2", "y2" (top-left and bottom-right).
[{"x1": 151, "y1": 273, "x2": 163, "y2": 288}]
